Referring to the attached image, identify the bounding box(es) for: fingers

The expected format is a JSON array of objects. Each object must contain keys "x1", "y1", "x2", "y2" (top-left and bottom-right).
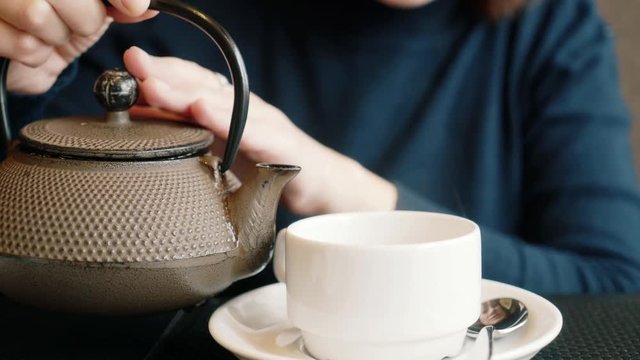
[
  {"x1": 6, "y1": 17, "x2": 113, "y2": 94},
  {"x1": 0, "y1": 0, "x2": 152, "y2": 94},
  {"x1": 124, "y1": 46, "x2": 230, "y2": 92},
  {"x1": 0, "y1": 19, "x2": 52, "y2": 67},
  {"x1": 0, "y1": 0, "x2": 109, "y2": 67},
  {"x1": 137, "y1": 76, "x2": 233, "y2": 115},
  {"x1": 55, "y1": 16, "x2": 113, "y2": 63},
  {"x1": 0, "y1": 0, "x2": 154, "y2": 64},
  {"x1": 138, "y1": 77, "x2": 193, "y2": 114},
  {"x1": 129, "y1": 106, "x2": 186, "y2": 121},
  {"x1": 124, "y1": 46, "x2": 234, "y2": 114},
  {"x1": 122, "y1": 46, "x2": 152, "y2": 79},
  {"x1": 124, "y1": 48, "x2": 300, "y2": 169},
  {"x1": 122, "y1": 47, "x2": 266, "y2": 153},
  {"x1": 48, "y1": 0, "x2": 107, "y2": 36},
  {"x1": 0, "y1": 0, "x2": 71, "y2": 46}
]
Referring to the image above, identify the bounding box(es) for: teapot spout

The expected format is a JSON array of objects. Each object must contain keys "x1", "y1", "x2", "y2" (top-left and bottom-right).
[{"x1": 229, "y1": 163, "x2": 300, "y2": 279}]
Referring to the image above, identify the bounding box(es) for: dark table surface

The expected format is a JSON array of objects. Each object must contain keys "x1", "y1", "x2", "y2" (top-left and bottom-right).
[{"x1": 0, "y1": 286, "x2": 639, "y2": 360}]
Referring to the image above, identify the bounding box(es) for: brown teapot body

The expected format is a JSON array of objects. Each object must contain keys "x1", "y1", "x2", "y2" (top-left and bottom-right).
[{"x1": 0, "y1": 151, "x2": 298, "y2": 314}]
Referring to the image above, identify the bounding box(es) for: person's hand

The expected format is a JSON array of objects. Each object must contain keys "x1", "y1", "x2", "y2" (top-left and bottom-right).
[
  {"x1": 1, "y1": 0, "x2": 156, "y2": 95},
  {"x1": 123, "y1": 46, "x2": 398, "y2": 216}
]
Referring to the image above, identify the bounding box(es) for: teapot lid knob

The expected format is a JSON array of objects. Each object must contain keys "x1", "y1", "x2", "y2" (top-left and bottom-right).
[{"x1": 93, "y1": 69, "x2": 139, "y2": 113}]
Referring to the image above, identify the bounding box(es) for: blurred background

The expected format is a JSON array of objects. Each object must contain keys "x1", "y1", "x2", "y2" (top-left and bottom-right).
[{"x1": 597, "y1": 0, "x2": 640, "y2": 174}]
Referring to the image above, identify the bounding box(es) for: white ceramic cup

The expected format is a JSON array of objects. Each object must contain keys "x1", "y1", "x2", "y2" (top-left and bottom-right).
[{"x1": 273, "y1": 211, "x2": 481, "y2": 360}]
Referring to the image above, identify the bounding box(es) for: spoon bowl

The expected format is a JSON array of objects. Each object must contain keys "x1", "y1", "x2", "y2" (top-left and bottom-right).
[{"x1": 468, "y1": 297, "x2": 528, "y2": 339}]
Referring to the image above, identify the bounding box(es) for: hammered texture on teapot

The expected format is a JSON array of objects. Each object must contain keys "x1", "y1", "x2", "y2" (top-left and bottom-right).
[{"x1": 0, "y1": 153, "x2": 237, "y2": 263}]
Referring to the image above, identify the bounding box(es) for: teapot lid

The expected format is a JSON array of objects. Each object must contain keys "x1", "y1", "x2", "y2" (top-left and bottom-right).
[{"x1": 19, "y1": 69, "x2": 213, "y2": 160}]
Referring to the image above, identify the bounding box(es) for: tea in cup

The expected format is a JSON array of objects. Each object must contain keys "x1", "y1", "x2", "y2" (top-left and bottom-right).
[{"x1": 274, "y1": 211, "x2": 481, "y2": 360}]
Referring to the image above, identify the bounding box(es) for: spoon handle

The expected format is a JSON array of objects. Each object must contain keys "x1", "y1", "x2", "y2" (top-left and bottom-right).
[
  {"x1": 486, "y1": 326, "x2": 495, "y2": 360},
  {"x1": 445, "y1": 326, "x2": 493, "y2": 360}
]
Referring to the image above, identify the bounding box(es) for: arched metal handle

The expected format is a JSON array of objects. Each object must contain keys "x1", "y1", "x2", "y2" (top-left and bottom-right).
[
  {"x1": 0, "y1": 59, "x2": 10, "y2": 160},
  {"x1": 0, "y1": 0, "x2": 249, "y2": 172}
]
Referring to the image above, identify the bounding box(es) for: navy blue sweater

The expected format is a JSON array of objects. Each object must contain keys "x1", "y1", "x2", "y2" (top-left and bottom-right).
[{"x1": 7, "y1": 0, "x2": 640, "y2": 294}]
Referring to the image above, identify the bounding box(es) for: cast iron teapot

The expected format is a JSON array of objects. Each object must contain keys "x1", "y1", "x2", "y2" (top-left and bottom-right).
[{"x1": 0, "y1": 0, "x2": 299, "y2": 314}]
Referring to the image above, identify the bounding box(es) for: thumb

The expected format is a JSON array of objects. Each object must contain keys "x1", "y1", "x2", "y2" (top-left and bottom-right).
[
  {"x1": 107, "y1": 0, "x2": 151, "y2": 17},
  {"x1": 123, "y1": 46, "x2": 151, "y2": 80}
]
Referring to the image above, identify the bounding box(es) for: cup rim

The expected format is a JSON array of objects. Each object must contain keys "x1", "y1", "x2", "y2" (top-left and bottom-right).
[{"x1": 286, "y1": 210, "x2": 479, "y2": 251}]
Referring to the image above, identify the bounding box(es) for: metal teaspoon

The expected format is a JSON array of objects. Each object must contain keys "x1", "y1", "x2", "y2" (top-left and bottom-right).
[{"x1": 466, "y1": 298, "x2": 528, "y2": 359}]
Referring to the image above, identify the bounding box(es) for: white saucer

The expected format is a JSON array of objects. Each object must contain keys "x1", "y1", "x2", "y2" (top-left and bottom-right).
[{"x1": 209, "y1": 280, "x2": 562, "y2": 360}]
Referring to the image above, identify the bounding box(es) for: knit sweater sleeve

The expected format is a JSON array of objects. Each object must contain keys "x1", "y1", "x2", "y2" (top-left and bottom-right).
[
  {"x1": 399, "y1": 0, "x2": 640, "y2": 294},
  {"x1": 4, "y1": 62, "x2": 79, "y2": 140}
]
